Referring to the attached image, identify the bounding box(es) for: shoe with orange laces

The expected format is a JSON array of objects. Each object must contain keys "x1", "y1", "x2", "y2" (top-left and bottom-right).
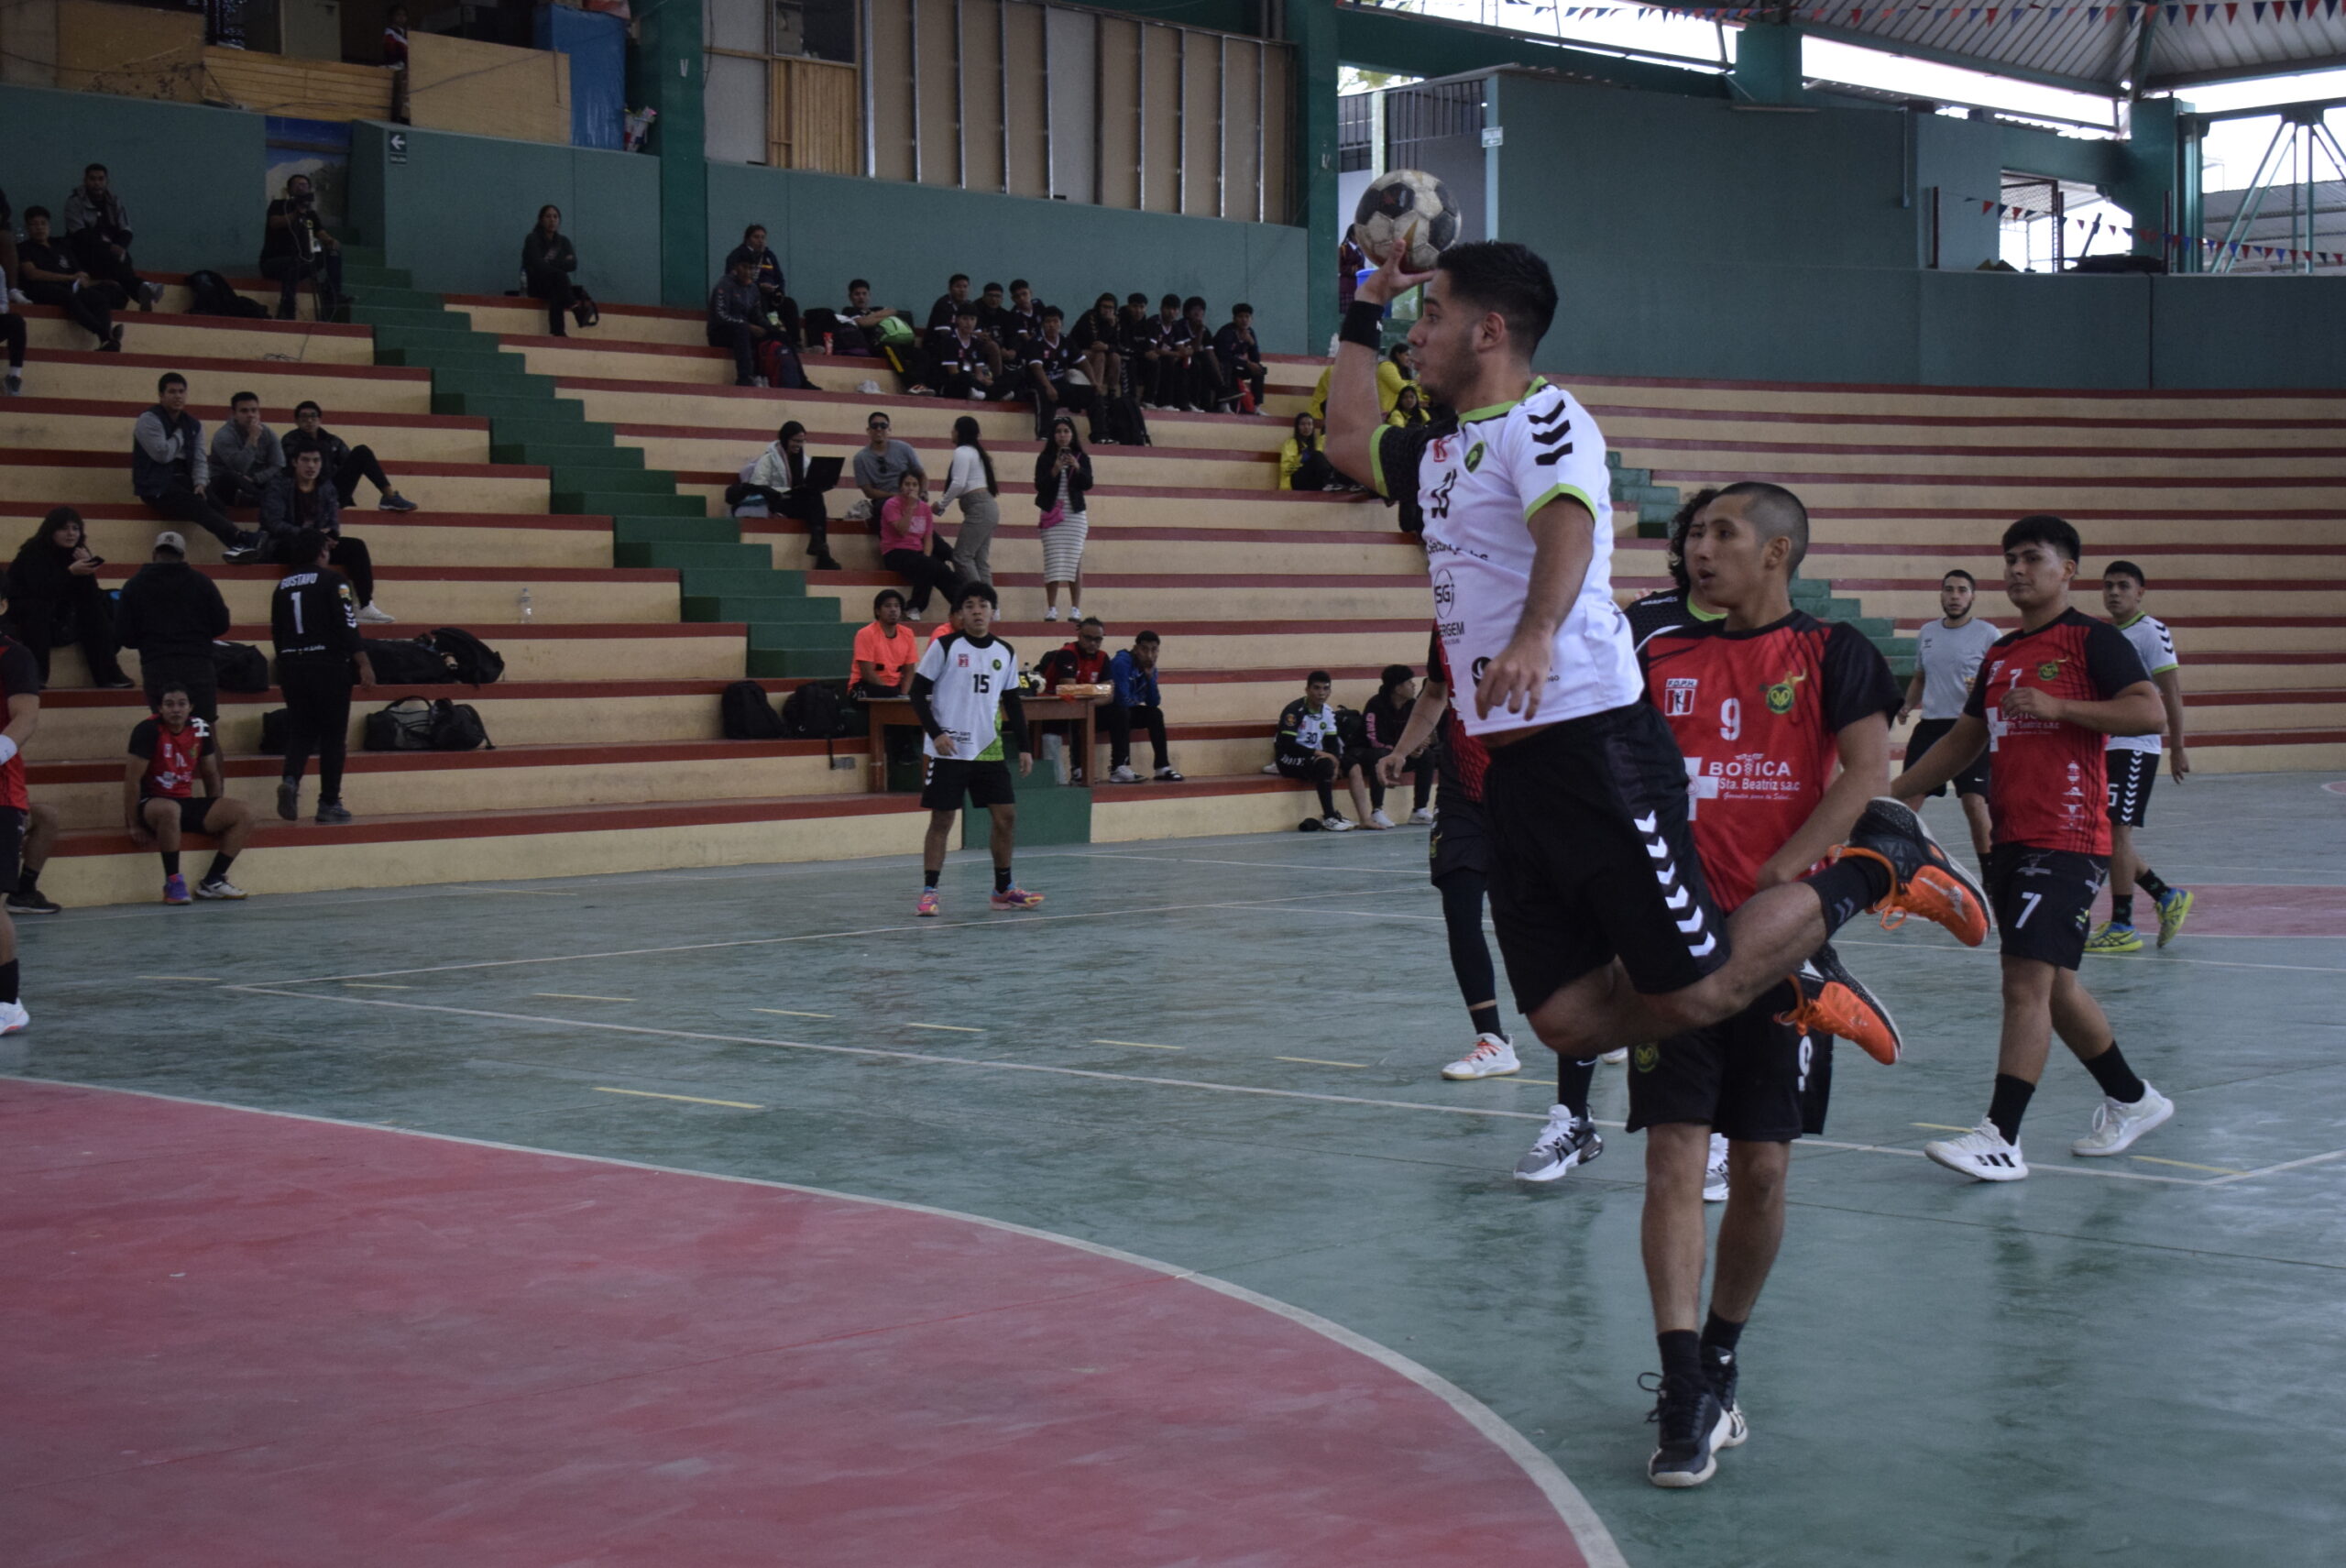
[
  {"x1": 916, "y1": 889, "x2": 940, "y2": 916},
  {"x1": 1777, "y1": 949, "x2": 1902, "y2": 1066},
  {"x1": 991, "y1": 886, "x2": 1045, "y2": 910},
  {"x1": 1832, "y1": 798, "x2": 1990, "y2": 948}
]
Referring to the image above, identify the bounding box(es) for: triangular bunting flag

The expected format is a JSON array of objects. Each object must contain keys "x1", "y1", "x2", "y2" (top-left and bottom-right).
[{"x1": 2252, "y1": 0, "x2": 2265, "y2": 16}]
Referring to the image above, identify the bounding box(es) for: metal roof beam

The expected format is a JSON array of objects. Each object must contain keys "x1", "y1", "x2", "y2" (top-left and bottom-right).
[
  {"x1": 2148, "y1": 51, "x2": 2346, "y2": 93},
  {"x1": 1796, "y1": 21, "x2": 2121, "y2": 99}
]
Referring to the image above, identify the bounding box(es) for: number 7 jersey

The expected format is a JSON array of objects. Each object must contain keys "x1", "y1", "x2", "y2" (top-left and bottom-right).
[{"x1": 1640, "y1": 610, "x2": 1900, "y2": 912}]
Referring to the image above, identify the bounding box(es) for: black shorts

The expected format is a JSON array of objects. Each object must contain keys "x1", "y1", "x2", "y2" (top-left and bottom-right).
[
  {"x1": 2105, "y1": 748, "x2": 2157, "y2": 828},
  {"x1": 921, "y1": 756, "x2": 1017, "y2": 811},
  {"x1": 1483, "y1": 701, "x2": 1730, "y2": 1013},
  {"x1": 1986, "y1": 845, "x2": 2109, "y2": 970},
  {"x1": 1799, "y1": 1032, "x2": 1834, "y2": 1135},
  {"x1": 1625, "y1": 981, "x2": 1807, "y2": 1144},
  {"x1": 142, "y1": 795, "x2": 223, "y2": 837},
  {"x1": 1908, "y1": 717, "x2": 1990, "y2": 798},
  {"x1": 0, "y1": 806, "x2": 21, "y2": 891},
  {"x1": 1428, "y1": 794, "x2": 1491, "y2": 884}
]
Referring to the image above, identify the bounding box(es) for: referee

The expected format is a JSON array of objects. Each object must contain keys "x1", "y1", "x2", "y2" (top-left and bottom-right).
[{"x1": 269, "y1": 527, "x2": 373, "y2": 825}]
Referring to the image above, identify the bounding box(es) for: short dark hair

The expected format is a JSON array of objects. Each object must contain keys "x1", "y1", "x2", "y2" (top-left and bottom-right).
[
  {"x1": 741, "y1": 222, "x2": 765, "y2": 240},
  {"x1": 1182, "y1": 295, "x2": 1206, "y2": 313},
  {"x1": 1306, "y1": 669, "x2": 1332, "y2": 686},
  {"x1": 156, "y1": 680, "x2": 191, "y2": 700},
  {"x1": 1435, "y1": 240, "x2": 1559, "y2": 357},
  {"x1": 2003, "y1": 513, "x2": 2082, "y2": 565},
  {"x1": 231, "y1": 390, "x2": 260, "y2": 408},
  {"x1": 1135, "y1": 630, "x2": 1160, "y2": 645},
  {"x1": 291, "y1": 527, "x2": 333, "y2": 562},
  {"x1": 1387, "y1": 342, "x2": 1411, "y2": 363},
  {"x1": 1077, "y1": 616, "x2": 1104, "y2": 631},
  {"x1": 1160, "y1": 292, "x2": 1181, "y2": 309},
  {"x1": 982, "y1": 280, "x2": 1003, "y2": 294},
  {"x1": 295, "y1": 400, "x2": 323, "y2": 417},
  {"x1": 2104, "y1": 559, "x2": 2146, "y2": 587},
  {"x1": 1941, "y1": 568, "x2": 1977, "y2": 587},
  {"x1": 1233, "y1": 302, "x2": 1253, "y2": 315},
  {"x1": 1009, "y1": 278, "x2": 1029, "y2": 292},
  {"x1": 1126, "y1": 291, "x2": 1148, "y2": 306},
  {"x1": 1713, "y1": 481, "x2": 1810, "y2": 572},
  {"x1": 22, "y1": 204, "x2": 49, "y2": 223},
  {"x1": 84, "y1": 162, "x2": 107, "y2": 176},
  {"x1": 956, "y1": 579, "x2": 1000, "y2": 609},
  {"x1": 1378, "y1": 663, "x2": 1414, "y2": 695},
  {"x1": 872, "y1": 588, "x2": 904, "y2": 613},
  {"x1": 849, "y1": 277, "x2": 872, "y2": 292},
  {"x1": 866, "y1": 410, "x2": 891, "y2": 426},
  {"x1": 158, "y1": 372, "x2": 187, "y2": 395},
  {"x1": 955, "y1": 302, "x2": 980, "y2": 318},
  {"x1": 291, "y1": 444, "x2": 323, "y2": 466},
  {"x1": 1041, "y1": 305, "x2": 1062, "y2": 322},
  {"x1": 948, "y1": 272, "x2": 970, "y2": 286}
]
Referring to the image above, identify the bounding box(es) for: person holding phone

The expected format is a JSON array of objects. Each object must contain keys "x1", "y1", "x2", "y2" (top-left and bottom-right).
[
  {"x1": 1034, "y1": 415, "x2": 1093, "y2": 621},
  {"x1": 7, "y1": 507, "x2": 132, "y2": 688}
]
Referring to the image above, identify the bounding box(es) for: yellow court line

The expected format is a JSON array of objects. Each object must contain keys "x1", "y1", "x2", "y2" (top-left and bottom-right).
[
  {"x1": 593, "y1": 1087, "x2": 762, "y2": 1110},
  {"x1": 2130, "y1": 1154, "x2": 2249, "y2": 1175},
  {"x1": 905, "y1": 1023, "x2": 984, "y2": 1033},
  {"x1": 343, "y1": 982, "x2": 414, "y2": 990},
  {"x1": 755, "y1": 1008, "x2": 834, "y2": 1019},
  {"x1": 533, "y1": 993, "x2": 636, "y2": 1003},
  {"x1": 1277, "y1": 1056, "x2": 1370, "y2": 1069},
  {"x1": 1912, "y1": 1123, "x2": 1976, "y2": 1134},
  {"x1": 138, "y1": 975, "x2": 221, "y2": 982},
  {"x1": 1095, "y1": 1038, "x2": 1182, "y2": 1051}
]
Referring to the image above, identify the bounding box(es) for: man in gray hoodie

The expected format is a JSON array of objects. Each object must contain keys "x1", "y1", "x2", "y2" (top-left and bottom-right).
[
  {"x1": 206, "y1": 391, "x2": 285, "y2": 509},
  {"x1": 62, "y1": 164, "x2": 160, "y2": 311},
  {"x1": 131, "y1": 373, "x2": 262, "y2": 561}
]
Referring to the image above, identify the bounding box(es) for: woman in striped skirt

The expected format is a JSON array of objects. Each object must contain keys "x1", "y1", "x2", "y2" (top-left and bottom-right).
[{"x1": 1034, "y1": 414, "x2": 1094, "y2": 621}]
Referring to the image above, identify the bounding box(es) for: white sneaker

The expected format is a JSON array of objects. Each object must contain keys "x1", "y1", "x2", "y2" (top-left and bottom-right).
[
  {"x1": 1925, "y1": 1121, "x2": 2030, "y2": 1182},
  {"x1": 1322, "y1": 816, "x2": 1355, "y2": 832},
  {"x1": 1107, "y1": 764, "x2": 1141, "y2": 784},
  {"x1": 1367, "y1": 809, "x2": 1396, "y2": 829},
  {"x1": 193, "y1": 878, "x2": 248, "y2": 900},
  {"x1": 1044, "y1": 608, "x2": 1060, "y2": 621},
  {"x1": 1408, "y1": 806, "x2": 1435, "y2": 825},
  {"x1": 0, "y1": 999, "x2": 27, "y2": 1034},
  {"x1": 2071, "y1": 1083, "x2": 2175, "y2": 1157},
  {"x1": 1704, "y1": 1133, "x2": 1730, "y2": 1202},
  {"x1": 1, "y1": 372, "x2": 19, "y2": 397},
  {"x1": 1441, "y1": 1033, "x2": 1520, "y2": 1080},
  {"x1": 356, "y1": 601, "x2": 395, "y2": 624},
  {"x1": 1516, "y1": 1106, "x2": 1602, "y2": 1181},
  {"x1": 1601, "y1": 1048, "x2": 1628, "y2": 1065},
  {"x1": 1069, "y1": 608, "x2": 1082, "y2": 620}
]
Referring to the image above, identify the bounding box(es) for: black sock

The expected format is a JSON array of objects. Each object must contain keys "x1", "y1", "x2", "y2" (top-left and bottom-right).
[
  {"x1": 2137, "y1": 868, "x2": 2171, "y2": 901},
  {"x1": 2111, "y1": 893, "x2": 2136, "y2": 927},
  {"x1": 204, "y1": 853, "x2": 235, "y2": 885},
  {"x1": 14, "y1": 867, "x2": 32, "y2": 895},
  {"x1": 1804, "y1": 855, "x2": 1892, "y2": 931},
  {"x1": 993, "y1": 864, "x2": 1013, "y2": 894},
  {"x1": 1468, "y1": 1002, "x2": 1505, "y2": 1040},
  {"x1": 0, "y1": 959, "x2": 16, "y2": 1004},
  {"x1": 2083, "y1": 1042, "x2": 2147, "y2": 1105},
  {"x1": 1315, "y1": 780, "x2": 1336, "y2": 817},
  {"x1": 923, "y1": 868, "x2": 940, "y2": 891},
  {"x1": 1988, "y1": 1073, "x2": 2036, "y2": 1144},
  {"x1": 1700, "y1": 1311, "x2": 1745, "y2": 1356},
  {"x1": 1658, "y1": 1329, "x2": 1704, "y2": 1387},
  {"x1": 1556, "y1": 1056, "x2": 1596, "y2": 1119},
  {"x1": 161, "y1": 850, "x2": 181, "y2": 876}
]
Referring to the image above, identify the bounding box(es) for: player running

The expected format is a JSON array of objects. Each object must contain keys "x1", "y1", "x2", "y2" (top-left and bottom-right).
[
  {"x1": 1320, "y1": 237, "x2": 1985, "y2": 1078},
  {"x1": 1896, "y1": 569, "x2": 2000, "y2": 872},
  {"x1": 2086, "y1": 560, "x2": 2193, "y2": 953},
  {"x1": 1632, "y1": 479, "x2": 1901, "y2": 1486},
  {"x1": 1378, "y1": 631, "x2": 1606, "y2": 1182},
  {"x1": 1894, "y1": 516, "x2": 2174, "y2": 1181},
  {"x1": 907, "y1": 581, "x2": 1043, "y2": 915}
]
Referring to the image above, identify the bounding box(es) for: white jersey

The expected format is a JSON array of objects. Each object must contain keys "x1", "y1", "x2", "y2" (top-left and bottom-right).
[
  {"x1": 2107, "y1": 612, "x2": 2176, "y2": 755},
  {"x1": 914, "y1": 630, "x2": 1018, "y2": 761},
  {"x1": 1913, "y1": 616, "x2": 2001, "y2": 719},
  {"x1": 1375, "y1": 378, "x2": 1639, "y2": 738}
]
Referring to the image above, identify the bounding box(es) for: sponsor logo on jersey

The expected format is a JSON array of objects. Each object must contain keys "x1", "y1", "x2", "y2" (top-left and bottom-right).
[
  {"x1": 1764, "y1": 670, "x2": 1806, "y2": 715},
  {"x1": 1431, "y1": 436, "x2": 1453, "y2": 463},
  {"x1": 2037, "y1": 658, "x2": 2064, "y2": 682},
  {"x1": 1665, "y1": 676, "x2": 1697, "y2": 717},
  {"x1": 1464, "y1": 441, "x2": 1485, "y2": 473}
]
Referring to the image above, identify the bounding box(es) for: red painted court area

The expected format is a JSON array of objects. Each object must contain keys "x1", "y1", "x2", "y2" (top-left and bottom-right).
[
  {"x1": 0, "y1": 1080, "x2": 1594, "y2": 1568},
  {"x1": 2106, "y1": 883, "x2": 2346, "y2": 938}
]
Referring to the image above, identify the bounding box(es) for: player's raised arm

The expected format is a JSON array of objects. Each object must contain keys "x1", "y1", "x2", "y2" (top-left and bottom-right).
[{"x1": 1322, "y1": 238, "x2": 1433, "y2": 494}]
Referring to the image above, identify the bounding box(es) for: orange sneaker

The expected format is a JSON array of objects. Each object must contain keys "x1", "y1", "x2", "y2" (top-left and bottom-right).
[
  {"x1": 1835, "y1": 798, "x2": 1990, "y2": 948},
  {"x1": 1777, "y1": 950, "x2": 1902, "y2": 1066}
]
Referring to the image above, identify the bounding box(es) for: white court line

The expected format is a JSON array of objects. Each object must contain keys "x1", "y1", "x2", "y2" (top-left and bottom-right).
[
  {"x1": 0, "y1": 1074, "x2": 1628, "y2": 1568},
  {"x1": 216, "y1": 989, "x2": 2210, "y2": 1186},
  {"x1": 1830, "y1": 935, "x2": 2346, "y2": 978},
  {"x1": 1067, "y1": 850, "x2": 1425, "y2": 877},
  {"x1": 2204, "y1": 1146, "x2": 2346, "y2": 1187}
]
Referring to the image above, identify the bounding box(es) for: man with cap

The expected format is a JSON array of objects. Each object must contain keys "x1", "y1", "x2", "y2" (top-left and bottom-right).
[{"x1": 114, "y1": 531, "x2": 232, "y2": 725}]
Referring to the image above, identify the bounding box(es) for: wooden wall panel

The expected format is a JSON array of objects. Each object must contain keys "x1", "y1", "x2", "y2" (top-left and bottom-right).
[
  {"x1": 1093, "y1": 15, "x2": 1140, "y2": 212},
  {"x1": 1259, "y1": 40, "x2": 1290, "y2": 225},
  {"x1": 55, "y1": 1, "x2": 202, "y2": 101},
  {"x1": 1179, "y1": 29, "x2": 1216, "y2": 216},
  {"x1": 1222, "y1": 38, "x2": 1262, "y2": 224},
  {"x1": 1139, "y1": 24, "x2": 1181, "y2": 214},
  {"x1": 867, "y1": 0, "x2": 915, "y2": 181},
  {"x1": 1000, "y1": 0, "x2": 1047, "y2": 200},
  {"x1": 913, "y1": 0, "x2": 959, "y2": 185},
  {"x1": 772, "y1": 57, "x2": 859, "y2": 174},
  {"x1": 203, "y1": 48, "x2": 393, "y2": 122},
  {"x1": 406, "y1": 33, "x2": 568, "y2": 146},
  {"x1": 959, "y1": 0, "x2": 1006, "y2": 192}
]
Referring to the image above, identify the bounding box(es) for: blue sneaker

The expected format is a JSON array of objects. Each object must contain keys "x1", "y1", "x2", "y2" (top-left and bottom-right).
[{"x1": 162, "y1": 874, "x2": 191, "y2": 905}]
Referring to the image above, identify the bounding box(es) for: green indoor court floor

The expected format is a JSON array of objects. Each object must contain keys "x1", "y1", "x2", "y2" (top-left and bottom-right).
[{"x1": 11, "y1": 770, "x2": 2346, "y2": 1566}]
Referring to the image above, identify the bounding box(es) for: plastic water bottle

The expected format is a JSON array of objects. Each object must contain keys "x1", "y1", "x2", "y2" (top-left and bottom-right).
[{"x1": 518, "y1": 587, "x2": 533, "y2": 624}]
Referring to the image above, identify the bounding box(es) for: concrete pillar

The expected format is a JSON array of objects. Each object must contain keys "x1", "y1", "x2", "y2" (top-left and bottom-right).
[
  {"x1": 1733, "y1": 22, "x2": 1804, "y2": 108},
  {"x1": 2112, "y1": 97, "x2": 2183, "y2": 264},
  {"x1": 627, "y1": 0, "x2": 709, "y2": 308},
  {"x1": 1285, "y1": 0, "x2": 1340, "y2": 355}
]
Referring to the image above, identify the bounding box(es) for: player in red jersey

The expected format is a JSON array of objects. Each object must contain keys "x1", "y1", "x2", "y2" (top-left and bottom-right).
[
  {"x1": 1892, "y1": 515, "x2": 2172, "y2": 1182},
  {"x1": 1631, "y1": 482, "x2": 1902, "y2": 1487},
  {"x1": 0, "y1": 573, "x2": 40, "y2": 1033},
  {"x1": 126, "y1": 683, "x2": 256, "y2": 904}
]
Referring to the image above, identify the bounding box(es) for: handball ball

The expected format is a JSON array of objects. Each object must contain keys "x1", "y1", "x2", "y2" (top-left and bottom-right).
[{"x1": 1352, "y1": 170, "x2": 1460, "y2": 272}]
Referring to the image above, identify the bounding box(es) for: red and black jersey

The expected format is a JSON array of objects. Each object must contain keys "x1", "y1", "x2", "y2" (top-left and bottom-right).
[
  {"x1": 129, "y1": 715, "x2": 218, "y2": 800},
  {"x1": 0, "y1": 635, "x2": 38, "y2": 812},
  {"x1": 1427, "y1": 629, "x2": 1493, "y2": 804},
  {"x1": 1962, "y1": 608, "x2": 2150, "y2": 855},
  {"x1": 1641, "y1": 610, "x2": 1900, "y2": 912}
]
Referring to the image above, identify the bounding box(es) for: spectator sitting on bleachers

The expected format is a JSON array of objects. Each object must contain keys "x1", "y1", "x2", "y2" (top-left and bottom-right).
[
  {"x1": 1071, "y1": 292, "x2": 1126, "y2": 403},
  {"x1": 115, "y1": 530, "x2": 230, "y2": 722},
  {"x1": 728, "y1": 420, "x2": 841, "y2": 570},
  {"x1": 1136, "y1": 292, "x2": 1193, "y2": 411},
  {"x1": 1036, "y1": 616, "x2": 1111, "y2": 694},
  {"x1": 1021, "y1": 308, "x2": 1100, "y2": 441},
  {"x1": 924, "y1": 303, "x2": 996, "y2": 401},
  {"x1": 848, "y1": 411, "x2": 924, "y2": 525},
  {"x1": 709, "y1": 253, "x2": 785, "y2": 389},
  {"x1": 1104, "y1": 629, "x2": 1180, "y2": 784},
  {"x1": 1379, "y1": 343, "x2": 1416, "y2": 417},
  {"x1": 998, "y1": 280, "x2": 1045, "y2": 356},
  {"x1": 876, "y1": 470, "x2": 959, "y2": 621},
  {"x1": 8, "y1": 508, "x2": 134, "y2": 688},
  {"x1": 282, "y1": 401, "x2": 419, "y2": 512},
  {"x1": 521, "y1": 204, "x2": 579, "y2": 338},
  {"x1": 259, "y1": 173, "x2": 342, "y2": 323},
  {"x1": 207, "y1": 391, "x2": 284, "y2": 510},
  {"x1": 805, "y1": 278, "x2": 897, "y2": 356},
  {"x1": 1389, "y1": 383, "x2": 1430, "y2": 427},
  {"x1": 62, "y1": 164, "x2": 161, "y2": 313},
  {"x1": 133, "y1": 374, "x2": 264, "y2": 560},
  {"x1": 1279, "y1": 411, "x2": 1343, "y2": 492},
  {"x1": 0, "y1": 252, "x2": 21, "y2": 396},
  {"x1": 1116, "y1": 291, "x2": 1152, "y2": 363},
  {"x1": 976, "y1": 281, "x2": 1009, "y2": 341},
  {"x1": 850, "y1": 588, "x2": 919, "y2": 696},
  {"x1": 14, "y1": 205, "x2": 121, "y2": 353},
  {"x1": 1276, "y1": 670, "x2": 1374, "y2": 831},
  {"x1": 729, "y1": 225, "x2": 801, "y2": 347},
  {"x1": 926, "y1": 273, "x2": 976, "y2": 332},
  {"x1": 1181, "y1": 297, "x2": 1233, "y2": 412},
  {"x1": 126, "y1": 682, "x2": 254, "y2": 905},
  {"x1": 1362, "y1": 662, "x2": 1433, "y2": 828},
  {"x1": 1214, "y1": 303, "x2": 1267, "y2": 413},
  {"x1": 260, "y1": 447, "x2": 392, "y2": 623}
]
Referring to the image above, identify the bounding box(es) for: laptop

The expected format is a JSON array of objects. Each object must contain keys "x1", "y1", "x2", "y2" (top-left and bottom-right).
[{"x1": 802, "y1": 455, "x2": 845, "y2": 493}]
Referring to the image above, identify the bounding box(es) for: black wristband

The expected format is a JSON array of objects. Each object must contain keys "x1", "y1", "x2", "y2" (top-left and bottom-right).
[{"x1": 1339, "y1": 300, "x2": 1386, "y2": 351}]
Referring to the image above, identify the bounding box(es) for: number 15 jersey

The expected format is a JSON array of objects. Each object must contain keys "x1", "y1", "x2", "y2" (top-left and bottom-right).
[{"x1": 914, "y1": 630, "x2": 1019, "y2": 761}]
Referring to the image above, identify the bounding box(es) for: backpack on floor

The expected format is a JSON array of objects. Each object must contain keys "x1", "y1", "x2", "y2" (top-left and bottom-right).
[
  {"x1": 779, "y1": 679, "x2": 845, "y2": 740},
  {"x1": 721, "y1": 679, "x2": 785, "y2": 740},
  {"x1": 756, "y1": 335, "x2": 814, "y2": 391},
  {"x1": 186, "y1": 269, "x2": 268, "y2": 319},
  {"x1": 427, "y1": 626, "x2": 505, "y2": 685},
  {"x1": 210, "y1": 639, "x2": 270, "y2": 693},
  {"x1": 258, "y1": 707, "x2": 291, "y2": 754},
  {"x1": 363, "y1": 696, "x2": 438, "y2": 751},
  {"x1": 1107, "y1": 393, "x2": 1151, "y2": 447},
  {"x1": 363, "y1": 638, "x2": 458, "y2": 685},
  {"x1": 570, "y1": 288, "x2": 600, "y2": 329},
  {"x1": 427, "y1": 698, "x2": 493, "y2": 751}
]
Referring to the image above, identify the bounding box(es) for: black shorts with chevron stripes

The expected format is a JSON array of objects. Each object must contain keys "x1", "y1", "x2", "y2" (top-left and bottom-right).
[{"x1": 2105, "y1": 747, "x2": 2157, "y2": 828}]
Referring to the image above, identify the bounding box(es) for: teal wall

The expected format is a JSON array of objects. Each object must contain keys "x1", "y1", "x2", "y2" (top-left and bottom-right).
[
  {"x1": 0, "y1": 84, "x2": 268, "y2": 273},
  {"x1": 2150, "y1": 276, "x2": 2346, "y2": 388},
  {"x1": 703, "y1": 163, "x2": 1313, "y2": 356},
  {"x1": 347, "y1": 122, "x2": 662, "y2": 304}
]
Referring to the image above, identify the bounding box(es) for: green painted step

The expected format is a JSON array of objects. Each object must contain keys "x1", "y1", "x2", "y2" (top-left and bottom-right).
[
  {"x1": 342, "y1": 245, "x2": 388, "y2": 269},
  {"x1": 350, "y1": 304, "x2": 476, "y2": 330},
  {"x1": 490, "y1": 416, "x2": 615, "y2": 446},
  {"x1": 376, "y1": 348, "x2": 531, "y2": 375},
  {"x1": 676, "y1": 566, "x2": 805, "y2": 598},
  {"x1": 349, "y1": 286, "x2": 441, "y2": 311},
  {"x1": 612, "y1": 540, "x2": 771, "y2": 571},
  {"x1": 748, "y1": 622, "x2": 855, "y2": 652},
  {"x1": 1612, "y1": 466, "x2": 1651, "y2": 487},
  {"x1": 341, "y1": 262, "x2": 413, "y2": 286},
  {"x1": 438, "y1": 392, "x2": 586, "y2": 421},
  {"x1": 614, "y1": 516, "x2": 738, "y2": 545},
  {"x1": 1606, "y1": 451, "x2": 1623, "y2": 469},
  {"x1": 1617, "y1": 483, "x2": 1677, "y2": 506},
  {"x1": 1638, "y1": 502, "x2": 1678, "y2": 527},
  {"x1": 375, "y1": 331, "x2": 503, "y2": 359},
  {"x1": 683, "y1": 596, "x2": 840, "y2": 624},
  {"x1": 565, "y1": 491, "x2": 702, "y2": 519},
  {"x1": 435, "y1": 369, "x2": 559, "y2": 400},
  {"x1": 552, "y1": 466, "x2": 676, "y2": 497},
  {"x1": 746, "y1": 647, "x2": 854, "y2": 679},
  {"x1": 495, "y1": 442, "x2": 645, "y2": 469}
]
